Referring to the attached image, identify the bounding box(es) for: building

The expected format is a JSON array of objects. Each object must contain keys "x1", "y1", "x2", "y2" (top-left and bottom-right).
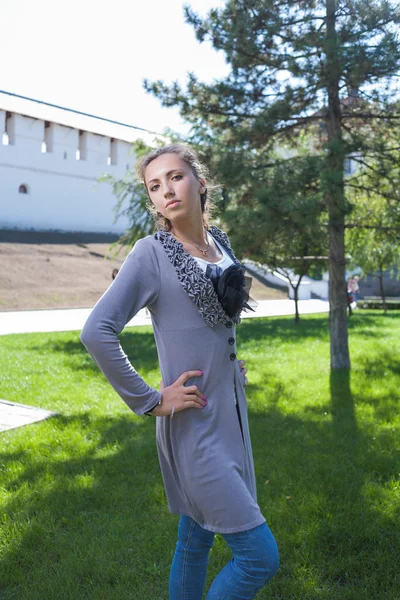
[{"x1": 0, "y1": 92, "x2": 156, "y2": 234}]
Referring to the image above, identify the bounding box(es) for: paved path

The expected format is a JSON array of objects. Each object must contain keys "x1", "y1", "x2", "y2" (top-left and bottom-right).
[
  {"x1": 0, "y1": 299, "x2": 329, "y2": 336},
  {"x1": 0, "y1": 399, "x2": 56, "y2": 432}
]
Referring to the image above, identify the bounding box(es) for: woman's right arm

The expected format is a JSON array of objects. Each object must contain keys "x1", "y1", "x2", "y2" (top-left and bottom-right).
[{"x1": 80, "y1": 238, "x2": 162, "y2": 416}]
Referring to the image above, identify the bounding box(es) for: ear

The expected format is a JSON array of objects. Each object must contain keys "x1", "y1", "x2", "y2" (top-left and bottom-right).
[{"x1": 199, "y1": 178, "x2": 207, "y2": 194}]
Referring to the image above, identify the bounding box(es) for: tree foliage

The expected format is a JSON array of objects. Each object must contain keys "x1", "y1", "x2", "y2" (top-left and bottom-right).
[
  {"x1": 215, "y1": 149, "x2": 328, "y2": 322},
  {"x1": 144, "y1": 0, "x2": 400, "y2": 369},
  {"x1": 346, "y1": 132, "x2": 400, "y2": 311},
  {"x1": 348, "y1": 201, "x2": 400, "y2": 313}
]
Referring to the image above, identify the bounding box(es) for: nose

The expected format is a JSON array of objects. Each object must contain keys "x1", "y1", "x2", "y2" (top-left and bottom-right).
[{"x1": 162, "y1": 181, "x2": 175, "y2": 198}]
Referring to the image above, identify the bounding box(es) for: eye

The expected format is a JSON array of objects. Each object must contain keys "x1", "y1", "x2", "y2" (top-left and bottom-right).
[
  {"x1": 172, "y1": 174, "x2": 183, "y2": 181},
  {"x1": 150, "y1": 184, "x2": 160, "y2": 192}
]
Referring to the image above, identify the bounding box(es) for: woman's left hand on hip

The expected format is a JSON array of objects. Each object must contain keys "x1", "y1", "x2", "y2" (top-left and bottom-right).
[{"x1": 238, "y1": 359, "x2": 248, "y2": 386}]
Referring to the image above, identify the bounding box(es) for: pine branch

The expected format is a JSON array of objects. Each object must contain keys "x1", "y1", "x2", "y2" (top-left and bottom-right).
[
  {"x1": 361, "y1": 148, "x2": 400, "y2": 157},
  {"x1": 346, "y1": 183, "x2": 400, "y2": 203},
  {"x1": 350, "y1": 155, "x2": 400, "y2": 181},
  {"x1": 182, "y1": 102, "x2": 326, "y2": 125},
  {"x1": 350, "y1": 155, "x2": 386, "y2": 174},
  {"x1": 342, "y1": 113, "x2": 400, "y2": 119},
  {"x1": 345, "y1": 223, "x2": 400, "y2": 231},
  {"x1": 282, "y1": 15, "x2": 326, "y2": 27},
  {"x1": 260, "y1": 50, "x2": 323, "y2": 61}
]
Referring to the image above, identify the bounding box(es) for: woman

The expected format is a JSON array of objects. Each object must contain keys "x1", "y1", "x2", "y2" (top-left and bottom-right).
[{"x1": 80, "y1": 144, "x2": 279, "y2": 599}]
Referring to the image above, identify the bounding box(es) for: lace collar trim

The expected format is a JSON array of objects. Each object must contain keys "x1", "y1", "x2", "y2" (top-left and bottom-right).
[{"x1": 153, "y1": 225, "x2": 241, "y2": 327}]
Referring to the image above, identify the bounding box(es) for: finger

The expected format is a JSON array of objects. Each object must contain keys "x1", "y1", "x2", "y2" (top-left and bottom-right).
[
  {"x1": 177, "y1": 370, "x2": 204, "y2": 385},
  {"x1": 238, "y1": 359, "x2": 246, "y2": 367},
  {"x1": 184, "y1": 385, "x2": 206, "y2": 401},
  {"x1": 182, "y1": 399, "x2": 206, "y2": 410},
  {"x1": 185, "y1": 384, "x2": 201, "y2": 394},
  {"x1": 185, "y1": 394, "x2": 207, "y2": 406},
  {"x1": 240, "y1": 368, "x2": 248, "y2": 376}
]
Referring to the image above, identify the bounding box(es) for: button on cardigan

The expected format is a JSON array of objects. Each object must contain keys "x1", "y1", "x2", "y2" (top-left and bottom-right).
[{"x1": 80, "y1": 227, "x2": 266, "y2": 534}]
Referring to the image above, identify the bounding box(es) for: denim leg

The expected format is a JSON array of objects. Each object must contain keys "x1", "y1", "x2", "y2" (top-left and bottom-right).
[
  {"x1": 169, "y1": 515, "x2": 215, "y2": 600},
  {"x1": 206, "y1": 522, "x2": 279, "y2": 600}
]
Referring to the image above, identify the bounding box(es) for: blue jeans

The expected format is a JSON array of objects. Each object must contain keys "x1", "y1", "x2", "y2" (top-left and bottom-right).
[{"x1": 169, "y1": 515, "x2": 279, "y2": 599}]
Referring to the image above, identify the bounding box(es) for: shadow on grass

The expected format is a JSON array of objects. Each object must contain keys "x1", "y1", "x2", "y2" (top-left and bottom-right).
[
  {"x1": 240, "y1": 311, "x2": 400, "y2": 347},
  {"x1": 1, "y1": 382, "x2": 399, "y2": 599},
  {"x1": 0, "y1": 412, "x2": 175, "y2": 600},
  {"x1": 1, "y1": 312, "x2": 400, "y2": 599},
  {"x1": 249, "y1": 369, "x2": 399, "y2": 598},
  {"x1": 347, "y1": 311, "x2": 400, "y2": 339},
  {"x1": 5, "y1": 328, "x2": 161, "y2": 377},
  {"x1": 239, "y1": 314, "x2": 330, "y2": 345},
  {"x1": 357, "y1": 349, "x2": 400, "y2": 378},
  {"x1": 350, "y1": 312, "x2": 400, "y2": 324}
]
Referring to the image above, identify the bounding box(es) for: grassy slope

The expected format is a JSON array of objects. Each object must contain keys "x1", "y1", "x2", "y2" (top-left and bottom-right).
[{"x1": 0, "y1": 311, "x2": 399, "y2": 599}]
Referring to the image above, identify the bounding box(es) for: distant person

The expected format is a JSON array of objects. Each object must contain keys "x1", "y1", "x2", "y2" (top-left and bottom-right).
[
  {"x1": 348, "y1": 276, "x2": 360, "y2": 309},
  {"x1": 347, "y1": 280, "x2": 354, "y2": 316},
  {"x1": 80, "y1": 144, "x2": 279, "y2": 599},
  {"x1": 352, "y1": 276, "x2": 360, "y2": 303},
  {"x1": 347, "y1": 277, "x2": 354, "y2": 303}
]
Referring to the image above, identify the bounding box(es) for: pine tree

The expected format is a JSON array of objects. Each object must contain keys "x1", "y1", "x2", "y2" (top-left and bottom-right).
[
  {"x1": 217, "y1": 151, "x2": 328, "y2": 324},
  {"x1": 144, "y1": 0, "x2": 400, "y2": 369}
]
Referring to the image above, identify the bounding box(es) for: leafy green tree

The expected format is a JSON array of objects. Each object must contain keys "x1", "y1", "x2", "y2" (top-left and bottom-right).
[
  {"x1": 144, "y1": 0, "x2": 400, "y2": 369},
  {"x1": 347, "y1": 189, "x2": 400, "y2": 313}
]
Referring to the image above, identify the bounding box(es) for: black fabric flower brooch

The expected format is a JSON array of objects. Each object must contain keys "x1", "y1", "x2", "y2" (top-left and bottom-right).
[{"x1": 205, "y1": 263, "x2": 258, "y2": 321}]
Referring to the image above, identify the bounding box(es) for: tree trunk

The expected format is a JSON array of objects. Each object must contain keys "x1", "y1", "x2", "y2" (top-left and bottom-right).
[
  {"x1": 378, "y1": 267, "x2": 387, "y2": 313},
  {"x1": 325, "y1": 0, "x2": 351, "y2": 369},
  {"x1": 287, "y1": 272, "x2": 305, "y2": 325},
  {"x1": 294, "y1": 282, "x2": 300, "y2": 324}
]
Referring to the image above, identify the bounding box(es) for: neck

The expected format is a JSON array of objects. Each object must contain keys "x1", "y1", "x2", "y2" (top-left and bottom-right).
[{"x1": 170, "y1": 218, "x2": 207, "y2": 246}]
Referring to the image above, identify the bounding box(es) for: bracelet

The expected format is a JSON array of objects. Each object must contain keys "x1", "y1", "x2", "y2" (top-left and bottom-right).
[
  {"x1": 153, "y1": 396, "x2": 163, "y2": 414},
  {"x1": 144, "y1": 395, "x2": 162, "y2": 416}
]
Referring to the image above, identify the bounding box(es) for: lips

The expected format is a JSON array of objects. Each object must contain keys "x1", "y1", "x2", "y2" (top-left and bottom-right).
[{"x1": 166, "y1": 200, "x2": 180, "y2": 208}]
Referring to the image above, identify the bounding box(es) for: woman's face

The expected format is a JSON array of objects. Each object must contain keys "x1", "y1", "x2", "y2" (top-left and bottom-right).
[{"x1": 144, "y1": 153, "x2": 205, "y2": 224}]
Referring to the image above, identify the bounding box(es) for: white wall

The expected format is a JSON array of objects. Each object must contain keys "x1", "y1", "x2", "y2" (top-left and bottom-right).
[{"x1": 0, "y1": 111, "x2": 134, "y2": 233}]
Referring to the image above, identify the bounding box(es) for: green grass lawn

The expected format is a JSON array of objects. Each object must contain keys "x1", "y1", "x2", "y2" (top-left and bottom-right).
[{"x1": 0, "y1": 311, "x2": 399, "y2": 600}]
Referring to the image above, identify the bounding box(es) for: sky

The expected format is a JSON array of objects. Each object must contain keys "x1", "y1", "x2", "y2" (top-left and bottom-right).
[{"x1": 1, "y1": 0, "x2": 229, "y2": 136}]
